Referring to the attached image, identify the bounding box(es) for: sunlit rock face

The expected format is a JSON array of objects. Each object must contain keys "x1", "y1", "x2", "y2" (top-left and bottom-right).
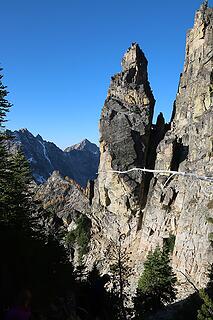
[
  {"x1": 140, "y1": 2, "x2": 213, "y2": 296},
  {"x1": 86, "y1": 3, "x2": 213, "y2": 299}
]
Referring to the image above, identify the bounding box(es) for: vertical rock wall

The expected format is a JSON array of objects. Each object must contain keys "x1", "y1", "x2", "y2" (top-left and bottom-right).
[{"x1": 139, "y1": 2, "x2": 213, "y2": 295}]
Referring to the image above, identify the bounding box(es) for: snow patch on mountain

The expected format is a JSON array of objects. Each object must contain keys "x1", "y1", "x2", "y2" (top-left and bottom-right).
[{"x1": 38, "y1": 140, "x2": 53, "y2": 168}]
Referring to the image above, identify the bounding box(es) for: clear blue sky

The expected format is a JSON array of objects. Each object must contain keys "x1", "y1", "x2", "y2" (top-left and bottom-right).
[{"x1": 1, "y1": 0, "x2": 212, "y2": 149}]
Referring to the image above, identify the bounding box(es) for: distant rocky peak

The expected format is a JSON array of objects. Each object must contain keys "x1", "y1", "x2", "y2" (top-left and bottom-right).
[
  {"x1": 64, "y1": 139, "x2": 99, "y2": 155},
  {"x1": 45, "y1": 170, "x2": 68, "y2": 186},
  {"x1": 68, "y1": 138, "x2": 90, "y2": 150},
  {"x1": 36, "y1": 134, "x2": 44, "y2": 142},
  {"x1": 15, "y1": 129, "x2": 44, "y2": 143},
  {"x1": 19, "y1": 128, "x2": 30, "y2": 133},
  {"x1": 18, "y1": 128, "x2": 34, "y2": 137}
]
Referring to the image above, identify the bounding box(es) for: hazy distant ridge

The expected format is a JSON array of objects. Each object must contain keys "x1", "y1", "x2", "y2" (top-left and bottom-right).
[{"x1": 7, "y1": 128, "x2": 100, "y2": 187}]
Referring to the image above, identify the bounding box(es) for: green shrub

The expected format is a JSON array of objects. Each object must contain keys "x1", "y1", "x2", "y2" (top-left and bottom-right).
[
  {"x1": 207, "y1": 216, "x2": 213, "y2": 224},
  {"x1": 197, "y1": 288, "x2": 213, "y2": 320},
  {"x1": 208, "y1": 232, "x2": 213, "y2": 242},
  {"x1": 76, "y1": 215, "x2": 91, "y2": 261},
  {"x1": 138, "y1": 247, "x2": 177, "y2": 301},
  {"x1": 134, "y1": 246, "x2": 177, "y2": 318},
  {"x1": 65, "y1": 230, "x2": 77, "y2": 246},
  {"x1": 65, "y1": 214, "x2": 91, "y2": 262}
]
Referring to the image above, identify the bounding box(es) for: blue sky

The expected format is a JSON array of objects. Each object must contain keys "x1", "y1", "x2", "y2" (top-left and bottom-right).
[{"x1": 1, "y1": 0, "x2": 212, "y2": 149}]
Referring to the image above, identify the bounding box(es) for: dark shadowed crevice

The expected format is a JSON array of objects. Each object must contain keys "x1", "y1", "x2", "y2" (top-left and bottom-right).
[
  {"x1": 104, "y1": 187, "x2": 111, "y2": 206},
  {"x1": 137, "y1": 113, "x2": 170, "y2": 231},
  {"x1": 170, "y1": 137, "x2": 189, "y2": 171},
  {"x1": 168, "y1": 188, "x2": 178, "y2": 207},
  {"x1": 131, "y1": 130, "x2": 146, "y2": 168},
  {"x1": 88, "y1": 180, "x2": 95, "y2": 205}
]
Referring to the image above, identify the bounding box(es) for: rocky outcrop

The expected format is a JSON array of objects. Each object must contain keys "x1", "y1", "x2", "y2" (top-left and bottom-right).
[
  {"x1": 34, "y1": 170, "x2": 92, "y2": 263},
  {"x1": 35, "y1": 171, "x2": 90, "y2": 225},
  {"x1": 6, "y1": 129, "x2": 100, "y2": 187},
  {"x1": 85, "y1": 2, "x2": 213, "y2": 298},
  {"x1": 86, "y1": 43, "x2": 156, "y2": 272},
  {"x1": 98, "y1": 42, "x2": 154, "y2": 215}
]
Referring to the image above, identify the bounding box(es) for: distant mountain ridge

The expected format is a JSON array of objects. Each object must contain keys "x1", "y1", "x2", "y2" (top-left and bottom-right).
[
  {"x1": 6, "y1": 128, "x2": 100, "y2": 187},
  {"x1": 64, "y1": 139, "x2": 99, "y2": 155}
]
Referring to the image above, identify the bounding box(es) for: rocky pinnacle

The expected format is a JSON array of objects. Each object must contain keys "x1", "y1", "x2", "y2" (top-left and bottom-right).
[{"x1": 97, "y1": 43, "x2": 155, "y2": 216}]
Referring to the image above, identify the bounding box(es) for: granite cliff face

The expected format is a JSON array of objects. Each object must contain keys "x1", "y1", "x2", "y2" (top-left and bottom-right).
[
  {"x1": 85, "y1": 2, "x2": 213, "y2": 297},
  {"x1": 97, "y1": 42, "x2": 155, "y2": 225},
  {"x1": 143, "y1": 2, "x2": 213, "y2": 295},
  {"x1": 6, "y1": 129, "x2": 100, "y2": 187}
]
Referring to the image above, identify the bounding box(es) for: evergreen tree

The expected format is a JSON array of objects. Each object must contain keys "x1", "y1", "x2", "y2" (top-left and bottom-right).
[
  {"x1": 0, "y1": 67, "x2": 12, "y2": 127},
  {"x1": 197, "y1": 216, "x2": 213, "y2": 320},
  {"x1": 0, "y1": 150, "x2": 32, "y2": 225},
  {"x1": 108, "y1": 230, "x2": 133, "y2": 320},
  {"x1": 0, "y1": 67, "x2": 75, "y2": 317},
  {"x1": 197, "y1": 289, "x2": 213, "y2": 320},
  {"x1": 0, "y1": 68, "x2": 12, "y2": 198},
  {"x1": 0, "y1": 68, "x2": 14, "y2": 223},
  {"x1": 134, "y1": 246, "x2": 177, "y2": 318}
]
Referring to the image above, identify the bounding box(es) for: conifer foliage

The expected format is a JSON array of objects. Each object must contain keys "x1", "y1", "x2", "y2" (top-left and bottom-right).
[
  {"x1": 0, "y1": 68, "x2": 12, "y2": 189},
  {"x1": 0, "y1": 68, "x2": 12, "y2": 127},
  {"x1": 0, "y1": 68, "x2": 74, "y2": 317},
  {"x1": 134, "y1": 246, "x2": 177, "y2": 318},
  {"x1": 108, "y1": 230, "x2": 133, "y2": 320},
  {"x1": 197, "y1": 220, "x2": 213, "y2": 320},
  {"x1": 197, "y1": 289, "x2": 213, "y2": 320},
  {"x1": 0, "y1": 150, "x2": 32, "y2": 225}
]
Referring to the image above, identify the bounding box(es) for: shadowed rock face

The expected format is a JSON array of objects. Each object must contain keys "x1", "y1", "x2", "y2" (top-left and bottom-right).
[
  {"x1": 100, "y1": 43, "x2": 155, "y2": 172},
  {"x1": 98, "y1": 43, "x2": 155, "y2": 216},
  {"x1": 85, "y1": 3, "x2": 213, "y2": 299}
]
